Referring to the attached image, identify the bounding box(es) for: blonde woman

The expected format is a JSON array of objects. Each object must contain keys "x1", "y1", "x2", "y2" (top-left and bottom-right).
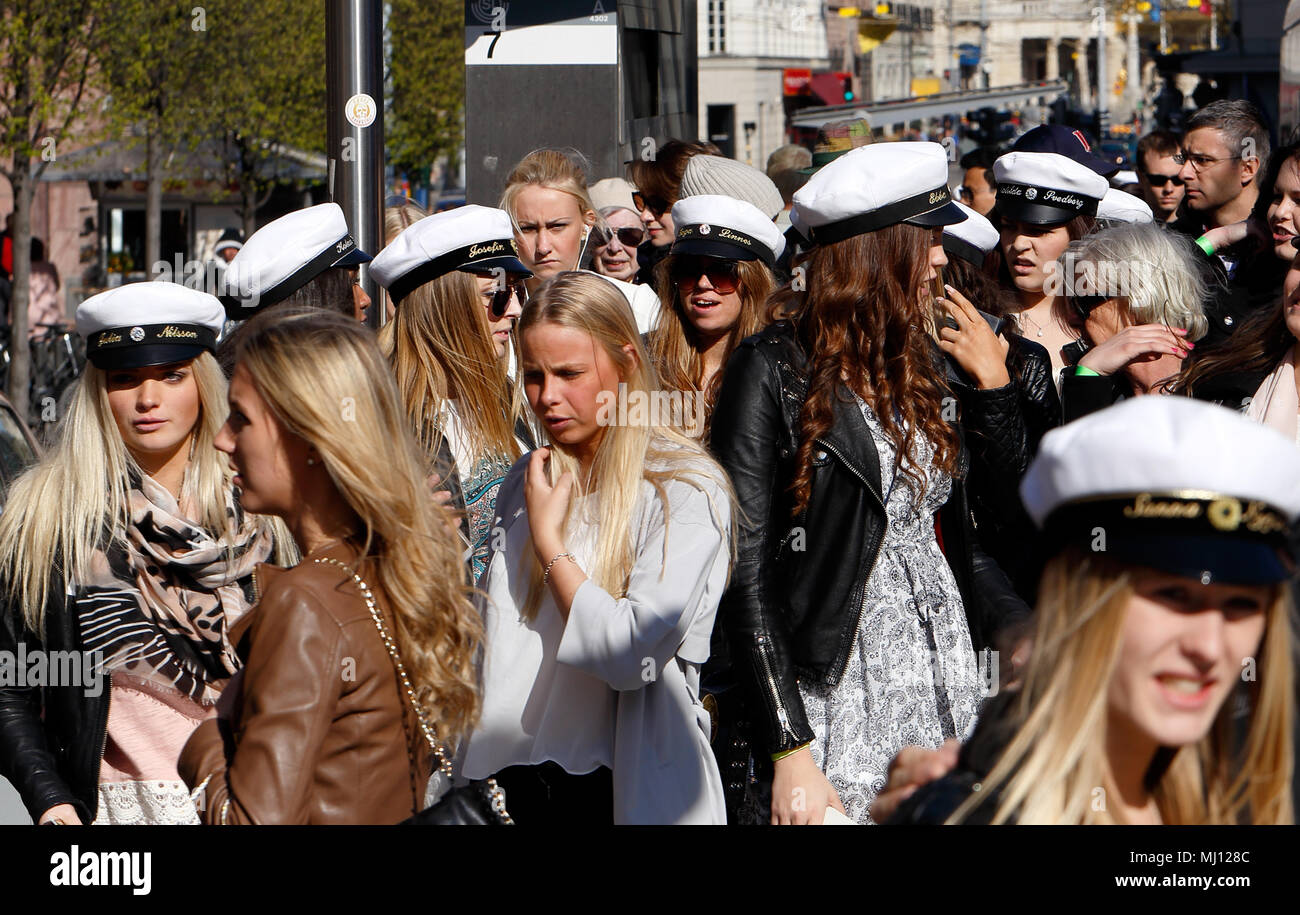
[
  {"x1": 457, "y1": 271, "x2": 734, "y2": 824},
  {"x1": 180, "y1": 308, "x2": 482, "y2": 824},
  {"x1": 647, "y1": 195, "x2": 780, "y2": 433},
  {"x1": 892, "y1": 397, "x2": 1295, "y2": 825},
  {"x1": 370, "y1": 205, "x2": 534, "y2": 582},
  {"x1": 501, "y1": 148, "x2": 661, "y2": 333},
  {"x1": 0, "y1": 283, "x2": 287, "y2": 825}
]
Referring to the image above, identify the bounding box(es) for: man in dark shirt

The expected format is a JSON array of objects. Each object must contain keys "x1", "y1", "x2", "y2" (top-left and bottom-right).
[{"x1": 1167, "y1": 100, "x2": 1278, "y2": 349}]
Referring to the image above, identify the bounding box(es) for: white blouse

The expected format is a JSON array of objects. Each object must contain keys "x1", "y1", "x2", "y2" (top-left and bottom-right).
[{"x1": 457, "y1": 453, "x2": 730, "y2": 824}]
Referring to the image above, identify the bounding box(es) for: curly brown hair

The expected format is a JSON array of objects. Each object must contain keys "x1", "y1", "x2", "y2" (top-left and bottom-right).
[{"x1": 784, "y1": 223, "x2": 960, "y2": 517}]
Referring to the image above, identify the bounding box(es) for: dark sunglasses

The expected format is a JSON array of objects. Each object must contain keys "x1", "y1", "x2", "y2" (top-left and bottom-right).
[
  {"x1": 592, "y1": 225, "x2": 647, "y2": 248},
  {"x1": 1068, "y1": 291, "x2": 1110, "y2": 321},
  {"x1": 1143, "y1": 172, "x2": 1185, "y2": 188},
  {"x1": 671, "y1": 256, "x2": 740, "y2": 294},
  {"x1": 632, "y1": 191, "x2": 670, "y2": 217},
  {"x1": 474, "y1": 274, "x2": 528, "y2": 318}
]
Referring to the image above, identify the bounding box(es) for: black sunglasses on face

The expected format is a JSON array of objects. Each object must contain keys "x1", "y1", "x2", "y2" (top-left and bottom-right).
[
  {"x1": 670, "y1": 256, "x2": 740, "y2": 294},
  {"x1": 1068, "y1": 291, "x2": 1110, "y2": 322},
  {"x1": 1144, "y1": 172, "x2": 1185, "y2": 188},
  {"x1": 592, "y1": 225, "x2": 647, "y2": 249},
  {"x1": 474, "y1": 274, "x2": 527, "y2": 318},
  {"x1": 632, "y1": 191, "x2": 670, "y2": 217}
]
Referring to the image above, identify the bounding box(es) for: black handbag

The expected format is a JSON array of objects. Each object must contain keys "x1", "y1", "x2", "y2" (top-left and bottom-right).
[
  {"x1": 313, "y1": 558, "x2": 514, "y2": 826},
  {"x1": 400, "y1": 778, "x2": 512, "y2": 826}
]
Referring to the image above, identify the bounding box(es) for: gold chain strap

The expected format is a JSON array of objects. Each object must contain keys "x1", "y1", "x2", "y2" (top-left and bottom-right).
[{"x1": 313, "y1": 558, "x2": 453, "y2": 778}]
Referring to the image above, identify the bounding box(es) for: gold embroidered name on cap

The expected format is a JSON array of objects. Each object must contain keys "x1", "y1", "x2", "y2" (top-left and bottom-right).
[
  {"x1": 469, "y1": 241, "x2": 507, "y2": 258},
  {"x1": 1123, "y1": 494, "x2": 1201, "y2": 520},
  {"x1": 1121, "y1": 494, "x2": 1285, "y2": 535},
  {"x1": 716, "y1": 228, "x2": 753, "y2": 245},
  {"x1": 928, "y1": 190, "x2": 948, "y2": 205},
  {"x1": 158, "y1": 325, "x2": 198, "y2": 339},
  {"x1": 96, "y1": 331, "x2": 122, "y2": 345}
]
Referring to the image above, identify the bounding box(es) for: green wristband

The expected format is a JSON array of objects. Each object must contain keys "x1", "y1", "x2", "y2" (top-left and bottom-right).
[
  {"x1": 1194, "y1": 235, "x2": 1216, "y2": 257},
  {"x1": 1073, "y1": 364, "x2": 1101, "y2": 377}
]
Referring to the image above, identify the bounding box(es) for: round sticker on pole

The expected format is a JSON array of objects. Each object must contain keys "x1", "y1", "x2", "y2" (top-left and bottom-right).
[{"x1": 345, "y1": 93, "x2": 377, "y2": 128}]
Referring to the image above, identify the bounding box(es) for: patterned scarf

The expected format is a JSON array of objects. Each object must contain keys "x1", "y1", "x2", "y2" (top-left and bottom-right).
[{"x1": 77, "y1": 473, "x2": 272, "y2": 706}]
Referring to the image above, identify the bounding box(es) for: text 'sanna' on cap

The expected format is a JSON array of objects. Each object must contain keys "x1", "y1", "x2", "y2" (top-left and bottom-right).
[
  {"x1": 993, "y1": 151, "x2": 1110, "y2": 226},
  {"x1": 669, "y1": 195, "x2": 785, "y2": 266},
  {"x1": 77, "y1": 281, "x2": 226, "y2": 370},
  {"x1": 792, "y1": 142, "x2": 966, "y2": 247},
  {"x1": 1021, "y1": 397, "x2": 1300, "y2": 585},
  {"x1": 1012, "y1": 124, "x2": 1120, "y2": 177},
  {"x1": 942, "y1": 201, "x2": 1000, "y2": 267},
  {"x1": 369, "y1": 205, "x2": 531, "y2": 305},
  {"x1": 222, "y1": 202, "x2": 371, "y2": 313},
  {"x1": 1096, "y1": 187, "x2": 1154, "y2": 225}
]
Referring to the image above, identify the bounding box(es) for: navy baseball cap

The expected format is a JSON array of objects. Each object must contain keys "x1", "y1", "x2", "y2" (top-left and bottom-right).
[{"x1": 1013, "y1": 125, "x2": 1119, "y2": 178}]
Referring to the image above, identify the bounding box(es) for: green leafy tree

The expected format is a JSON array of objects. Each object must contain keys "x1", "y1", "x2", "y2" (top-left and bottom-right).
[
  {"x1": 201, "y1": 0, "x2": 327, "y2": 236},
  {"x1": 387, "y1": 0, "x2": 463, "y2": 191},
  {"x1": 97, "y1": 1, "x2": 210, "y2": 278},
  {"x1": 0, "y1": 0, "x2": 101, "y2": 419}
]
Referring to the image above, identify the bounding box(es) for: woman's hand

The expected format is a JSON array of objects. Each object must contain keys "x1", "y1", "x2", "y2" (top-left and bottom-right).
[
  {"x1": 425, "y1": 472, "x2": 464, "y2": 540},
  {"x1": 936, "y1": 284, "x2": 1011, "y2": 390},
  {"x1": 38, "y1": 803, "x2": 83, "y2": 826},
  {"x1": 1077, "y1": 324, "x2": 1190, "y2": 376},
  {"x1": 1199, "y1": 215, "x2": 1269, "y2": 254},
  {"x1": 524, "y1": 448, "x2": 574, "y2": 563},
  {"x1": 868, "y1": 740, "x2": 960, "y2": 824},
  {"x1": 770, "y1": 746, "x2": 846, "y2": 825}
]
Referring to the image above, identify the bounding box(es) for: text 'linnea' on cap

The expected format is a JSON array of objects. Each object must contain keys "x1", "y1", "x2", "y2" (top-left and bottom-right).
[
  {"x1": 1021, "y1": 397, "x2": 1300, "y2": 585},
  {"x1": 77, "y1": 281, "x2": 226, "y2": 370},
  {"x1": 669, "y1": 195, "x2": 785, "y2": 266},
  {"x1": 369, "y1": 204, "x2": 532, "y2": 305},
  {"x1": 792, "y1": 142, "x2": 966, "y2": 246}
]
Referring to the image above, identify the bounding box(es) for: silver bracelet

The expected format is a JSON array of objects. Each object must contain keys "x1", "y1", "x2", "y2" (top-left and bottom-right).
[{"x1": 543, "y1": 551, "x2": 575, "y2": 584}]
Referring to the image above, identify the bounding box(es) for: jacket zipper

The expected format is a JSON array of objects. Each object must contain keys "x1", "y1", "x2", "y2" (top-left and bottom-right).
[
  {"x1": 754, "y1": 634, "x2": 796, "y2": 746},
  {"x1": 812, "y1": 436, "x2": 888, "y2": 685},
  {"x1": 87, "y1": 669, "x2": 111, "y2": 822}
]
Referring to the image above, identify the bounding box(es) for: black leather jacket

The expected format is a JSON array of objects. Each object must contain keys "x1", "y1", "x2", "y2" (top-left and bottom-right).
[
  {"x1": 955, "y1": 335, "x2": 1060, "y2": 597},
  {"x1": 0, "y1": 569, "x2": 107, "y2": 823},
  {"x1": 710, "y1": 322, "x2": 1031, "y2": 756}
]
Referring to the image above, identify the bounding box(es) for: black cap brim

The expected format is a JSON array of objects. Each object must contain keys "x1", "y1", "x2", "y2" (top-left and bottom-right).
[
  {"x1": 671, "y1": 238, "x2": 764, "y2": 264},
  {"x1": 903, "y1": 200, "x2": 968, "y2": 228},
  {"x1": 332, "y1": 247, "x2": 372, "y2": 267},
  {"x1": 88, "y1": 343, "x2": 209, "y2": 371},
  {"x1": 1109, "y1": 533, "x2": 1293, "y2": 586},
  {"x1": 458, "y1": 254, "x2": 533, "y2": 278},
  {"x1": 997, "y1": 199, "x2": 1090, "y2": 226}
]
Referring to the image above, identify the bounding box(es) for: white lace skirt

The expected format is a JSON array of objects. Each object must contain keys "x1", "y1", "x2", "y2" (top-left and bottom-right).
[{"x1": 798, "y1": 540, "x2": 984, "y2": 824}]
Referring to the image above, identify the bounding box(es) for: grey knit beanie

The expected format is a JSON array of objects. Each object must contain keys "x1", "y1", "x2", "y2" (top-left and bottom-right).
[{"x1": 678, "y1": 155, "x2": 784, "y2": 220}]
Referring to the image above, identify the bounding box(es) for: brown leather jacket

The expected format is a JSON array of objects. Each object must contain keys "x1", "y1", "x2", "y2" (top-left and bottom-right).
[{"x1": 179, "y1": 543, "x2": 430, "y2": 824}]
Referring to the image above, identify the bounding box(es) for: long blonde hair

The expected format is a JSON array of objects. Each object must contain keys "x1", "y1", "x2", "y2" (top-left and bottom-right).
[
  {"x1": 517, "y1": 271, "x2": 735, "y2": 619},
  {"x1": 388, "y1": 268, "x2": 523, "y2": 466},
  {"x1": 230, "y1": 308, "x2": 482, "y2": 745},
  {"x1": 0, "y1": 352, "x2": 284, "y2": 637},
  {"x1": 952, "y1": 548, "x2": 1294, "y2": 825}
]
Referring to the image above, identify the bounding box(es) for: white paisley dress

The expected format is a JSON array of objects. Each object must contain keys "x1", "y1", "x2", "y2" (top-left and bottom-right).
[{"x1": 797, "y1": 397, "x2": 983, "y2": 824}]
